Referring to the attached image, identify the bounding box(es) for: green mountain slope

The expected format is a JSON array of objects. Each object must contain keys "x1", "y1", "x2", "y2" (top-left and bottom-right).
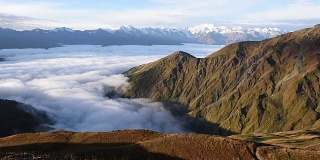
[{"x1": 124, "y1": 25, "x2": 320, "y2": 134}]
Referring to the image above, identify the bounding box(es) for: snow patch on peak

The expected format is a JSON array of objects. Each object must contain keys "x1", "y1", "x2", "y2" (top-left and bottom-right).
[
  {"x1": 100, "y1": 28, "x2": 117, "y2": 33},
  {"x1": 118, "y1": 25, "x2": 138, "y2": 32},
  {"x1": 189, "y1": 23, "x2": 218, "y2": 34},
  {"x1": 32, "y1": 28, "x2": 45, "y2": 32}
]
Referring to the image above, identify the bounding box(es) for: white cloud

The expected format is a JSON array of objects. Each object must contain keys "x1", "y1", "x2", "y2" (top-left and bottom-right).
[
  {"x1": 0, "y1": 0, "x2": 318, "y2": 31},
  {"x1": 237, "y1": 0, "x2": 320, "y2": 27},
  {"x1": 0, "y1": 44, "x2": 223, "y2": 133}
]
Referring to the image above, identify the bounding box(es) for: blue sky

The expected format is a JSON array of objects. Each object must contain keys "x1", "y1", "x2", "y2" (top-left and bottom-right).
[{"x1": 0, "y1": 0, "x2": 319, "y2": 30}]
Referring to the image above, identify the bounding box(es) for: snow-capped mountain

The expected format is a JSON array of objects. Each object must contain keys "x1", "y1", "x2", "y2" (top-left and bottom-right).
[
  {"x1": 189, "y1": 23, "x2": 283, "y2": 35},
  {"x1": 189, "y1": 23, "x2": 287, "y2": 44},
  {"x1": 0, "y1": 24, "x2": 287, "y2": 49},
  {"x1": 105, "y1": 24, "x2": 286, "y2": 44},
  {"x1": 99, "y1": 24, "x2": 285, "y2": 44}
]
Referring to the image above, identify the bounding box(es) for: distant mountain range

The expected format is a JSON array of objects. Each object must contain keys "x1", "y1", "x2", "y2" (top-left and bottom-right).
[
  {"x1": 189, "y1": 23, "x2": 286, "y2": 44},
  {"x1": 0, "y1": 24, "x2": 287, "y2": 49}
]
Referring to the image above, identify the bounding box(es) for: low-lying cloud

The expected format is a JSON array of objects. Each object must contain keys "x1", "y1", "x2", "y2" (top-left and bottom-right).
[{"x1": 0, "y1": 44, "x2": 222, "y2": 133}]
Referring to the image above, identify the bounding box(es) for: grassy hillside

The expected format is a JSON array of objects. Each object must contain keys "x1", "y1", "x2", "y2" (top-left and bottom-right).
[
  {"x1": 0, "y1": 130, "x2": 319, "y2": 159},
  {"x1": 230, "y1": 129, "x2": 320, "y2": 150},
  {"x1": 124, "y1": 24, "x2": 320, "y2": 134}
]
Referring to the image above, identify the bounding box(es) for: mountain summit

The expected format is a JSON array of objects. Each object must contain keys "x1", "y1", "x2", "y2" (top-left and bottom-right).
[{"x1": 124, "y1": 25, "x2": 320, "y2": 134}]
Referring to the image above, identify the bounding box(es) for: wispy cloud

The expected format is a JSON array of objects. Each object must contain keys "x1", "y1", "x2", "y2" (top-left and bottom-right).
[
  {"x1": 0, "y1": 0, "x2": 319, "y2": 30},
  {"x1": 0, "y1": 13, "x2": 62, "y2": 30},
  {"x1": 236, "y1": 0, "x2": 320, "y2": 28}
]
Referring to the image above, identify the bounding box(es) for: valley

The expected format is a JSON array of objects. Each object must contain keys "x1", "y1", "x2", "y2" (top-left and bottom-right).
[
  {"x1": 1, "y1": 0, "x2": 319, "y2": 159},
  {"x1": 0, "y1": 25, "x2": 319, "y2": 159}
]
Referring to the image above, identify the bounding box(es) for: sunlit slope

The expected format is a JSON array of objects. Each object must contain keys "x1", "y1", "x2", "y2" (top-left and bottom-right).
[
  {"x1": 230, "y1": 129, "x2": 320, "y2": 150},
  {"x1": 124, "y1": 24, "x2": 320, "y2": 134}
]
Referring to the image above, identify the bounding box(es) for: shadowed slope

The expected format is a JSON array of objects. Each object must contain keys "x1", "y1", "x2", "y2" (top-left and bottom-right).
[
  {"x1": 0, "y1": 99, "x2": 51, "y2": 137},
  {"x1": 124, "y1": 25, "x2": 320, "y2": 134}
]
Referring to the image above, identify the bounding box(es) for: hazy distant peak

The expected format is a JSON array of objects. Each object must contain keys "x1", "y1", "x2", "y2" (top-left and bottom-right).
[
  {"x1": 118, "y1": 25, "x2": 137, "y2": 31},
  {"x1": 51, "y1": 27, "x2": 75, "y2": 32},
  {"x1": 31, "y1": 28, "x2": 46, "y2": 32},
  {"x1": 0, "y1": 23, "x2": 288, "y2": 49}
]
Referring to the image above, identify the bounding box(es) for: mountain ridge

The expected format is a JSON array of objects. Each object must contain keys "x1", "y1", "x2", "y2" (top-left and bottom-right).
[{"x1": 124, "y1": 24, "x2": 320, "y2": 134}]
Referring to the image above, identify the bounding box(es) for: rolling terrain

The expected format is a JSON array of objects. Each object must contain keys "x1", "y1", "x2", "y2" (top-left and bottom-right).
[
  {"x1": 124, "y1": 24, "x2": 320, "y2": 134},
  {"x1": 0, "y1": 130, "x2": 319, "y2": 159}
]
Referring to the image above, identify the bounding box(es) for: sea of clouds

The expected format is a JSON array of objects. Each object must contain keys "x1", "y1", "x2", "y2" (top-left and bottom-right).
[{"x1": 0, "y1": 44, "x2": 223, "y2": 133}]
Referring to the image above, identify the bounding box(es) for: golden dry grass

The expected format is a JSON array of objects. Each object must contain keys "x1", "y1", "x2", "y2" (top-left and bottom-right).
[
  {"x1": 1, "y1": 130, "x2": 320, "y2": 159},
  {"x1": 230, "y1": 129, "x2": 320, "y2": 150}
]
